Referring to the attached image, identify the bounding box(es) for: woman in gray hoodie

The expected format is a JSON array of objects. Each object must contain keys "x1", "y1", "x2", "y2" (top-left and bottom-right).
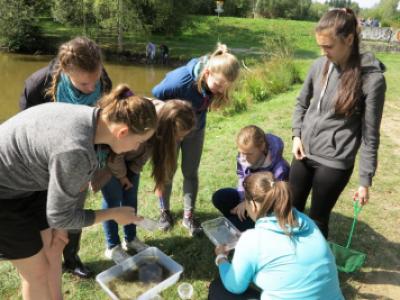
[
  {"x1": 0, "y1": 85, "x2": 157, "y2": 300},
  {"x1": 290, "y1": 8, "x2": 386, "y2": 238}
]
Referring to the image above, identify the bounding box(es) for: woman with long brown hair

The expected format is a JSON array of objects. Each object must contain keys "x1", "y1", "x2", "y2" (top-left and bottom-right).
[
  {"x1": 209, "y1": 172, "x2": 343, "y2": 299},
  {"x1": 290, "y1": 8, "x2": 386, "y2": 238},
  {"x1": 100, "y1": 99, "x2": 196, "y2": 261}
]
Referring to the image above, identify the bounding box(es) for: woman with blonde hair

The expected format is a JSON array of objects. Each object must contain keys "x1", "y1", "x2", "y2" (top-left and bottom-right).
[{"x1": 152, "y1": 43, "x2": 240, "y2": 235}]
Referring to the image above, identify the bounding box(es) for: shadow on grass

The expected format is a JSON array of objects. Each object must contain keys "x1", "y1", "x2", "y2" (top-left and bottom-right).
[
  {"x1": 146, "y1": 210, "x2": 222, "y2": 282},
  {"x1": 326, "y1": 211, "x2": 400, "y2": 300},
  {"x1": 86, "y1": 209, "x2": 400, "y2": 298},
  {"x1": 86, "y1": 210, "x2": 222, "y2": 282}
]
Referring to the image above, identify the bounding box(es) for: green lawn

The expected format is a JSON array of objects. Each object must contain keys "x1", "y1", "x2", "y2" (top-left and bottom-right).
[
  {"x1": 38, "y1": 16, "x2": 319, "y2": 61},
  {"x1": 1, "y1": 16, "x2": 399, "y2": 300}
]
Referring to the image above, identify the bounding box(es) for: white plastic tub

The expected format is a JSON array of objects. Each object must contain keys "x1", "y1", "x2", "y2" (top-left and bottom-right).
[
  {"x1": 96, "y1": 247, "x2": 183, "y2": 300},
  {"x1": 202, "y1": 217, "x2": 241, "y2": 250}
]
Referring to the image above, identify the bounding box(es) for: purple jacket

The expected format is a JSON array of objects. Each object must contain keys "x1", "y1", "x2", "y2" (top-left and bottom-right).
[{"x1": 237, "y1": 133, "x2": 290, "y2": 200}]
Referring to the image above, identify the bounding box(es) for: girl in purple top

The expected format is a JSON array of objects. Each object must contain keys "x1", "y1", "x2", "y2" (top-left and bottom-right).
[{"x1": 212, "y1": 125, "x2": 290, "y2": 231}]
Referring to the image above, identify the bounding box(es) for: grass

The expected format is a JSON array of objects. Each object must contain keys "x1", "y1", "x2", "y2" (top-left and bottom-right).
[
  {"x1": 38, "y1": 16, "x2": 319, "y2": 61},
  {"x1": 1, "y1": 16, "x2": 400, "y2": 300}
]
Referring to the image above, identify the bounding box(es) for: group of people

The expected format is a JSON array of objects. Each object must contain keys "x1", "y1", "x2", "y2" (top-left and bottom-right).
[
  {"x1": 146, "y1": 42, "x2": 169, "y2": 64},
  {"x1": 0, "y1": 7, "x2": 385, "y2": 300},
  {"x1": 360, "y1": 17, "x2": 380, "y2": 28}
]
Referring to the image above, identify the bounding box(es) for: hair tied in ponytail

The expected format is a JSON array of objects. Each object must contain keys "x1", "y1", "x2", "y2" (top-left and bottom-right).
[
  {"x1": 120, "y1": 89, "x2": 134, "y2": 100},
  {"x1": 270, "y1": 180, "x2": 275, "y2": 188}
]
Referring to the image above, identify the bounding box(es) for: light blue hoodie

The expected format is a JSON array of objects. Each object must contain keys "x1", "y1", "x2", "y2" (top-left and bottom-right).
[{"x1": 218, "y1": 210, "x2": 344, "y2": 300}]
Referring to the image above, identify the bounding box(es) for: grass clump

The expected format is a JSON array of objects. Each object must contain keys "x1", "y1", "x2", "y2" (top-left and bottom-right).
[{"x1": 224, "y1": 34, "x2": 301, "y2": 116}]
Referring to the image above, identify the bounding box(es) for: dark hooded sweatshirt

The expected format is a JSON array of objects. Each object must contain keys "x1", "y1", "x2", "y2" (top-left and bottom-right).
[
  {"x1": 19, "y1": 59, "x2": 112, "y2": 110},
  {"x1": 292, "y1": 52, "x2": 386, "y2": 187}
]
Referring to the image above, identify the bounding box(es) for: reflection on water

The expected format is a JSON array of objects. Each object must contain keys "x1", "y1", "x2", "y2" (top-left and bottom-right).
[{"x1": 0, "y1": 52, "x2": 171, "y2": 123}]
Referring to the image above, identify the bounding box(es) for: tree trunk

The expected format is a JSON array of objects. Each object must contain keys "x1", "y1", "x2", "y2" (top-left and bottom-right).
[{"x1": 117, "y1": 0, "x2": 123, "y2": 53}]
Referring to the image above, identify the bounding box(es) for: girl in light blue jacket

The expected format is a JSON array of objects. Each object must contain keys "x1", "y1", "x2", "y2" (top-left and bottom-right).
[{"x1": 209, "y1": 171, "x2": 344, "y2": 300}]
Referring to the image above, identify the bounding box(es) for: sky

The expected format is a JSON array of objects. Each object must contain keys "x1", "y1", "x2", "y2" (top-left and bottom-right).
[{"x1": 313, "y1": 0, "x2": 381, "y2": 9}]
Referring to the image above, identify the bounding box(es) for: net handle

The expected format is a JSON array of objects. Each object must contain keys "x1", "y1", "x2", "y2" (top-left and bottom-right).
[{"x1": 345, "y1": 200, "x2": 363, "y2": 248}]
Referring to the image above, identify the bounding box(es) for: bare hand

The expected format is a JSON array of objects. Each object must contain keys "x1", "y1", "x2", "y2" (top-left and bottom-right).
[
  {"x1": 353, "y1": 186, "x2": 369, "y2": 205},
  {"x1": 215, "y1": 245, "x2": 229, "y2": 256},
  {"x1": 50, "y1": 229, "x2": 69, "y2": 252},
  {"x1": 119, "y1": 177, "x2": 133, "y2": 190},
  {"x1": 292, "y1": 137, "x2": 306, "y2": 160},
  {"x1": 112, "y1": 206, "x2": 142, "y2": 225},
  {"x1": 230, "y1": 202, "x2": 247, "y2": 222},
  {"x1": 155, "y1": 187, "x2": 163, "y2": 198}
]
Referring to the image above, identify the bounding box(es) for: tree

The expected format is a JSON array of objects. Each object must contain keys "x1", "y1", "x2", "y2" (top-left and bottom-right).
[
  {"x1": 362, "y1": 0, "x2": 400, "y2": 25},
  {"x1": 378, "y1": 0, "x2": 400, "y2": 22},
  {"x1": 309, "y1": 2, "x2": 329, "y2": 20},
  {"x1": 52, "y1": 0, "x2": 95, "y2": 34},
  {"x1": 255, "y1": 0, "x2": 312, "y2": 20},
  {"x1": 0, "y1": 0, "x2": 42, "y2": 52}
]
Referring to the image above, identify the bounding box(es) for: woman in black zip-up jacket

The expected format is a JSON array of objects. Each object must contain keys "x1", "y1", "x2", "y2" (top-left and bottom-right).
[
  {"x1": 290, "y1": 8, "x2": 386, "y2": 238},
  {"x1": 19, "y1": 37, "x2": 112, "y2": 278}
]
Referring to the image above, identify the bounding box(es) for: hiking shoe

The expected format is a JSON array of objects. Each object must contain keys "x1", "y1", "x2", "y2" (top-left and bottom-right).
[
  {"x1": 104, "y1": 245, "x2": 129, "y2": 264},
  {"x1": 123, "y1": 237, "x2": 149, "y2": 253},
  {"x1": 159, "y1": 210, "x2": 174, "y2": 231},
  {"x1": 182, "y1": 214, "x2": 202, "y2": 236}
]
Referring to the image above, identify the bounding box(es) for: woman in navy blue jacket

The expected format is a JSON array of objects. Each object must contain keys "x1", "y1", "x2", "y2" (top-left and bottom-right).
[{"x1": 152, "y1": 43, "x2": 240, "y2": 235}]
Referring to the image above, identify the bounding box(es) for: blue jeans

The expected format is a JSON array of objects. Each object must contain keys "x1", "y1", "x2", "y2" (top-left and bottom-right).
[{"x1": 101, "y1": 170, "x2": 139, "y2": 249}]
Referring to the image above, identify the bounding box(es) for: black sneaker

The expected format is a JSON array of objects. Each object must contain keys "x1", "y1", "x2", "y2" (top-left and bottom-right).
[
  {"x1": 159, "y1": 209, "x2": 173, "y2": 231},
  {"x1": 182, "y1": 214, "x2": 202, "y2": 236}
]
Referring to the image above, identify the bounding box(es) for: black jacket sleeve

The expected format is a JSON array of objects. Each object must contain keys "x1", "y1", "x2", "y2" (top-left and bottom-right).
[{"x1": 19, "y1": 65, "x2": 53, "y2": 111}]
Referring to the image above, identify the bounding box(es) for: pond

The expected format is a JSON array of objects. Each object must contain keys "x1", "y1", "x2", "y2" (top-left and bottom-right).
[{"x1": 0, "y1": 52, "x2": 171, "y2": 122}]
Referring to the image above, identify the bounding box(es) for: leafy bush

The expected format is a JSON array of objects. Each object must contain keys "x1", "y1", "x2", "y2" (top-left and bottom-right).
[
  {"x1": 223, "y1": 57, "x2": 301, "y2": 116},
  {"x1": 222, "y1": 31, "x2": 301, "y2": 115},
  {"x1": 0, "y1": 0, "x2": 43, "y2": 52}
]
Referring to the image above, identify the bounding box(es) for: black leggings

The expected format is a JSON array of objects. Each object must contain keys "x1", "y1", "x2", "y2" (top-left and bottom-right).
[
  {"x1": 208, "y1": 277, "x2": 261, "y2": 300},
  {"x1": 289, "y1": 158, "x2": 353, "y2": 238}
]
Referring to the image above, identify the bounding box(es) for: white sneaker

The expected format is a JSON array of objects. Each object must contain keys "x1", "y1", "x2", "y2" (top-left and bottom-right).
[
  {"x1": 104, "y1": 245, "x2": 129, "y2": 264},
  {"x1": 123, "y1": 237, "x2": 149, "y2": 253}
]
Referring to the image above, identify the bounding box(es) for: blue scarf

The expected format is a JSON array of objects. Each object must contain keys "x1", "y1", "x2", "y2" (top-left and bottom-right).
[{"x1": 56, "y1": 73, "x2": 101, "y2": 106}]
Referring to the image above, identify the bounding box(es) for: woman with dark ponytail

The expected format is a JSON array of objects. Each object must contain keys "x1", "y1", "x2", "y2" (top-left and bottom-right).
[
  {"x1": 291, "y1": 8, "x2": 386, "y2": 238},
  {"x1": 209, "y1": 172, "x2": 343, "y2": 300}
]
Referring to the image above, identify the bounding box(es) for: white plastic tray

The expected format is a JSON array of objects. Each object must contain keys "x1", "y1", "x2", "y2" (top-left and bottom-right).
[
  {"x1": 201, "y1": 217, "x2": 241, "y2": 250},
  {"x1": 96, "y1": 247, "x2": 183, "y2": 300}
]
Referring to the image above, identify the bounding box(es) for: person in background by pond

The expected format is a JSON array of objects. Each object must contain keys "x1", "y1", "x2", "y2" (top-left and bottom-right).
[
  {"x1": 19, "y1": 36, "x2": 112, "y2": 278},
  {"x1": 160, "y1": 44, "x2": 169, "y2": 65},
  {"x1": 0, "y1": 84, "x2": 157, "y2": 300},
  {"x1": 212, "y1": 125, "x2": 290, "y2": 231},
  {"x1": 209, "y1": 172, "x2": 344, "y2": 300},
  {"x1": 146, "y1": 42, "x2": 156, "y2": 64},
  {"x1": 152, "y1": 43, "x2": 240, "y2": 236},
  {"x1": 99, "y1": 99, "x2": 195, "y2": 263},
  {"x1": 290, "y1": 8, "x2": 386, "y2": 238}
]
